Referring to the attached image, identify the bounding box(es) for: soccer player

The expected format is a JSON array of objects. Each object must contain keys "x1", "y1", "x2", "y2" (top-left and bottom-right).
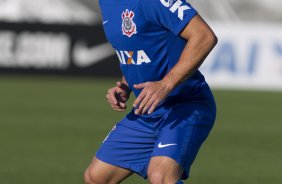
[{"x1": 85, "y1": 0, "x2": 218, "y2": 183}]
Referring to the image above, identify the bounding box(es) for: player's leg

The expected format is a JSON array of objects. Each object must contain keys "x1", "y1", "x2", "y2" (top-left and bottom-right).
[
  {"x1": 84, "y1": 157, "x2": 132, "y2": 184},
  {"x1": 85, "y1": 112, "x2": 158, "y2": 183},
  {"x1": 147, "y1": 156, "x2": 183, "y2": 184},
  {"x1": 148, "y1": 100, "x2": 216, "y2": 183}
]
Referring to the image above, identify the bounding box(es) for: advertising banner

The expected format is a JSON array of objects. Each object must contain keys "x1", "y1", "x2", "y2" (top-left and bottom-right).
[
  {"x1": 200, "y1": 23, "x2": 282, "y2": 90},
  {"x1": 0, "y1": 0, "x2": 120, "y2": 76},
  {"x1": 0, "y1": 22, "x2": 119, "y2": 76}
]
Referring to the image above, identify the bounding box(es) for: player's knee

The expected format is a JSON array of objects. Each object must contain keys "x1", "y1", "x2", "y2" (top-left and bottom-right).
[
  {"x1": 84, "y1": 167, "x2": 105, "y2": 184},
  {"x1": 84, "y1": 168, "x2": 100, "y2": 184},
  {"x1": 148, "y1": 171, "x2": 165, "y2": 184},
  {"x1": 148, "y1": 169, "x2": 180, "y2": 184},
  {"x1": 84, "y1": 168, "x2": 92, "y2": 184}
]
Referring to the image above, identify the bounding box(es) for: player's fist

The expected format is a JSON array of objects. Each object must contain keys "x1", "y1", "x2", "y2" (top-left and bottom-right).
[{"x1": 106, "y1": 82, "x2": 131, "y2": 112}]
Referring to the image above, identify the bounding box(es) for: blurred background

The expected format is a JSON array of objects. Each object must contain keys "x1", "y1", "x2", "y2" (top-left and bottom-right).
[{"x1": 0, "y1": 0, "x2": 281, "y2": 183}]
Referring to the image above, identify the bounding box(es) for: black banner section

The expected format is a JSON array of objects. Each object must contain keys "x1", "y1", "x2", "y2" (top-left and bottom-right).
[{"x1": 0, "y1": 22, "x2": 121, "y2": 76}]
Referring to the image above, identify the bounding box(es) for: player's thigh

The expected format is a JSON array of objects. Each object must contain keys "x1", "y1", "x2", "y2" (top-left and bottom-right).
[
  {"x1": 147, "y1": 156, "x2": 183, "y2": 182},
  {"x1": 85, "y1": 157, "x2": 133, "y2": 183}
]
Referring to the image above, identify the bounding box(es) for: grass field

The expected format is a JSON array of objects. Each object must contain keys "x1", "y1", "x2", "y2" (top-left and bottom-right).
[{"x1": 0, "y1": 75, "x2": 282, "y2": 184}]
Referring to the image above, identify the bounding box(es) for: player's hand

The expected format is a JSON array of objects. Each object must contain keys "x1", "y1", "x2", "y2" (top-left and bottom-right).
[
  {"x1": 106, "y1": 82, "x2": 131, "y2": 112},
  {"x1": 133, "y1": 80, "x2": 173, "y2": 115}
]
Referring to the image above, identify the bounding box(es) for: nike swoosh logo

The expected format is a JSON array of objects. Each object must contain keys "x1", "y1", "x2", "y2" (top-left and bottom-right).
[
  {"x1": 158, "y1": 142, "x2": 177, "y2": 148},
  {"x1": 73, "y1": 42, "x2": 115, "y2": 68},
  {"x1": 103, "y1": 20, "x2": 109, "y2": 25}
]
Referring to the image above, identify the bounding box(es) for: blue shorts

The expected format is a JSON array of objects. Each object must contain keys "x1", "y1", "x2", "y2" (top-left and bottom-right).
[{"x1": 96, "y1": 100, "x2": 216, "y2": 180}]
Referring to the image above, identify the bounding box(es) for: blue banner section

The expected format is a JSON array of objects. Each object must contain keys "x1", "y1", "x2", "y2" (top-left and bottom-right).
[{"x1": 200, "y1": 23, "x2": 282, "y2": 90}]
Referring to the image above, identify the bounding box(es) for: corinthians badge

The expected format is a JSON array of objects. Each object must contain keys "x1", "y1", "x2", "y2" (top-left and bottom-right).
[{"x1": 122, "y1": 9, "x2": 137, "y2": 37}]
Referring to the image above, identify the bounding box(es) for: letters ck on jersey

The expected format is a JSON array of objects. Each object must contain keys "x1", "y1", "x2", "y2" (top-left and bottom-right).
[{"x1": 160, "y1": 0, "x2": 191, "y2": 20}]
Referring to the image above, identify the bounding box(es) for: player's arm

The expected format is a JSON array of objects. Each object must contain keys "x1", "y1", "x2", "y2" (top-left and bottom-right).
[
  {"x1": 162, "y1": 15, "x2": 217, "y2": 89},
  {"x1": 106, "y1": 76, "x2": 131, "y2": 112},
  {"x1": 134, "y1": 15, "x2": 217, "y2": 115}
]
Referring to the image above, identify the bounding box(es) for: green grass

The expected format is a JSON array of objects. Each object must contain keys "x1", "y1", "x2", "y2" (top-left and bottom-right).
[{"x1": 0, "y1": 75, "x2": 281, "y2": 184}]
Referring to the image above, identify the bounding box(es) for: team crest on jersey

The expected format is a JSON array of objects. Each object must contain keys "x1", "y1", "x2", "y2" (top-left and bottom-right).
[{"x1": 122, "y1": 9, "x2": 137, "y2": 37}]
